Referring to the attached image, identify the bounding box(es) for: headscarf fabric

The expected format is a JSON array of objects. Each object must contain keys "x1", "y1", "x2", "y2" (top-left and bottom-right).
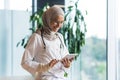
[{"x1": 42, "y1": 6, "x2": 64, "y2": 38}]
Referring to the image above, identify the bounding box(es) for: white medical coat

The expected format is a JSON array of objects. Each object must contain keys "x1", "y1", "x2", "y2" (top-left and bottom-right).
[{"x1": 21, "y1": 32, "x2": 69, "y2": 80}]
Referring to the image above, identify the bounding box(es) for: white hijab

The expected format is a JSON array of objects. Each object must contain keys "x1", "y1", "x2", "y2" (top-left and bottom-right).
[{"x1": 37, "y1": 5, "x2": 64, "y2": 40}]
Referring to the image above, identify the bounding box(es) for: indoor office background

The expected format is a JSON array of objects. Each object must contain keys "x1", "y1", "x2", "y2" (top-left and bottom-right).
[{"x1": 0, "y1": 0, "x2": 119, "y2": 80}]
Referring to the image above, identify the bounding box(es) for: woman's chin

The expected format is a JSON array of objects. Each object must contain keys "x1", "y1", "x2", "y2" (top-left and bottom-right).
[{"x1": 53, "y1": 29, "x2": 59, "y2": 32}]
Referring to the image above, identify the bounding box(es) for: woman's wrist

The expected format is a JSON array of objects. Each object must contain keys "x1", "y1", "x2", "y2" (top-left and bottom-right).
[{"x1": 37, "y1": 63, "x2": 51, "y2": 73}]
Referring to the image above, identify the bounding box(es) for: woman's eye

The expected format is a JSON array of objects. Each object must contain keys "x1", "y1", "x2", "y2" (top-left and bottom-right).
[
  {"x1": 51, "y1": 21, "x2": 64, "y2": 25},
  {"x1": 60, "y1": 21, "x2": 64, "y2": 24},
  {"x1": 54, "y1": 22, "x2": 57, "y2": 25}
]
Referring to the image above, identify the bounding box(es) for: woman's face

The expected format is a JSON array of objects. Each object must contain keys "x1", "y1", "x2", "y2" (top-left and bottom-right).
[{"x1": 50, "y1": 15, "x2": 64, "y2": 32}]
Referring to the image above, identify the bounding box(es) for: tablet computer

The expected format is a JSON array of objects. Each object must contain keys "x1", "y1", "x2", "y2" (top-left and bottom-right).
[{"x1": 63, "y1": 54, "x2": 78, "y2": 59}]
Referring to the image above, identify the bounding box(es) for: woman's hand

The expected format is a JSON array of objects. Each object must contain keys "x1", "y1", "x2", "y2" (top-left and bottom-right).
[
  {"x1": 61, "y1": 58, "x2": 72, "y2": 68},
  {"x1": 49, "y1": 59, "x2": 59, "y2": 68}
]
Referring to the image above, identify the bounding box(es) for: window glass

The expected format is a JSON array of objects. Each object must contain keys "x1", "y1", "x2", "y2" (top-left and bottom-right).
[
  {"x1": 66, "y1": 0, "x2": 107, "y2": 80},
  {"x1": 0, "y1": 0, "x2": 32, "y2": 76},
  {"x1": 0, "y1": 0, "x2": 4, "y2": 9},
  {"x1": 80, "y1": 0, "x2": 107, "y2": 80},
  {"x1": 0, "y1": 0, "x2": 107, "y2": 78},
  {"x1": 0, "y1": 0, "x2": 32, "y2": 11},
  {"x1": 10, "y1": 0, "x2": 32, "y2": 11}
]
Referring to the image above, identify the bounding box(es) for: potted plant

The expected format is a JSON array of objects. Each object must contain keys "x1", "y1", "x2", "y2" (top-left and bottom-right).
[
  {"x1": 61, "y1": 0, "x2": 87, "y2": 55},
  {"x1": 17, "y1": 0, "x2": 87, "y2": 58}
]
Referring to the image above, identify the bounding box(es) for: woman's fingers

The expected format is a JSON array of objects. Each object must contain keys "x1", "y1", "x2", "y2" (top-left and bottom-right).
[
  {"x1": 69, "y1": 57, "x2": 74, "y2": 62},
  {"x1": 61, "y1": 58, "x2": 71, "y2": 68},
  {"x1": 49, "y1": 59, "x2": 59, "y2": 67},
  {"x1": 49, "y1": 58, "x2": 72, "y2": 68}
]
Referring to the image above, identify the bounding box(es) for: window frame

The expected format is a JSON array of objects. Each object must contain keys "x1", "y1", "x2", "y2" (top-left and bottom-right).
[{"x1": 107, "y1": 0, "x2": 119, "y2": 80}]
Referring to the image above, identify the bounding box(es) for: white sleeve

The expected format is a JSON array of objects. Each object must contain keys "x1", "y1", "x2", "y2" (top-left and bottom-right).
[{"x1": 21, "y1": 33, "x2": 50, "y2": 75}]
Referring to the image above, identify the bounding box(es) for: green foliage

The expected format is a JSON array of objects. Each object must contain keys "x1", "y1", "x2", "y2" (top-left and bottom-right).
[
  {"x1": 61, "y1": 0, "x2": 87, "y2": 54},
  {"x1": 64, "y1": 72, "x2": 68, "y2": 77},
  {"x1": 85, "y1": 37, "x2": 106, "y2": 61},
  {"x1": 80, "y1": 37, "x2": 106, "y2": 80},
  {"x1": 16, "y1": 35, "x2": 29, "y2": 48},
  {"x1": 16, "y1": 4, "x2": 49, "y2": 48}
]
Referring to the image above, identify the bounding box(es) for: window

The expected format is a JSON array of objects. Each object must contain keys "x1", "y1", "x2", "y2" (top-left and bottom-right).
[
  {"x1": 65, "y1": 0, "x2": 107, "y2": 80},
  {"x1": 79, "y1": 0, "x2": 107, "y2": 80},
  {"x1": 107, "y1": 0, "x2": 119, "y2": 80},
  {"x1": 0, "y1": 0, "x2": 32, "y2": 11},
  {"x1": 0, "y1": 0, "x2": 119, "y2": 80},
  {"x1": 10, "y1": 0, "x2": 32, "y2": 11},
  {"x1": 0, "y1": 0, "x2": 4, "y2": 9},
  {"x1": 0, "y1": 0, "x2": 32, "y2": 76}
]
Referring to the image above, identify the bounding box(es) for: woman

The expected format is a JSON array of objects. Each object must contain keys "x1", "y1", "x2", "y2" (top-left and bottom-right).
[{"x1": 21, "y1": 5, "x2": 73, "y2": 80}]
